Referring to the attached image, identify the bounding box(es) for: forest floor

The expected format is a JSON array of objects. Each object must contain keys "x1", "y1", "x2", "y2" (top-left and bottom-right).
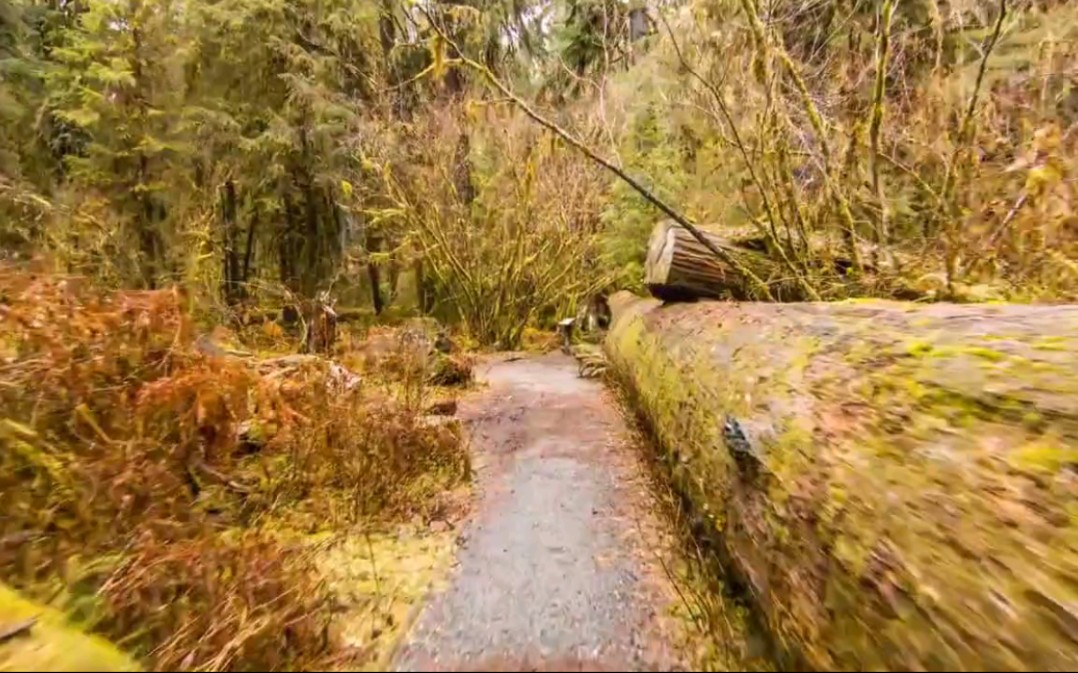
[{"x1": 390, "y1": 352, "x2": 694, "y2": 671}]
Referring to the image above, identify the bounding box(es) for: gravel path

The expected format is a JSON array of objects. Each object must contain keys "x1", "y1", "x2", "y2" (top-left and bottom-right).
[{"x1": 392, "y1": 353, "x2": 686, "y2": 671}]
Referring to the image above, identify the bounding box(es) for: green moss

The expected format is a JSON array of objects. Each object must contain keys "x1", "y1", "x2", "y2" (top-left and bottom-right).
[
  {"x1": 1008, "y1": 439, "x2": 1078, "y2": 474},
  {"x1": 0, "y1": 583, "x2": 140, "y2": 672},
  {"x1": 906, "y1": 340, "x2": 934, "y2": 357}
]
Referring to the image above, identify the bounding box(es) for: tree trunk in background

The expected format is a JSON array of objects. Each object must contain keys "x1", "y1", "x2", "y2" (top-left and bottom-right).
[
  {"x1": 438, "y1": 4, "x2": 475, "y2": 207},
  {"x1": 221, "y1": 180, "x2": 242, "y2": 304},
  {"x1": 366, "y1": 234, "x2": 384, "y2": 315},
  {"x1": 414, "y1": 258, "x2": 434, "y2": 313},
  {"x1": 242, "y1": 207, "x2": 258, "y2": 285},
  {"x1": 388, "y1": 256, "x2": 401, "y2": 303},
  {"x1": 606, "y1": 292, "x2": 1078, "y2": 671},
  {"x1": 451, "y1": 128, "x2": 475, "y2": 204}
]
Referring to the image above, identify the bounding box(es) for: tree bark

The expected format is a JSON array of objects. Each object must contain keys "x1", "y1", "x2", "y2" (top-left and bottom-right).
[
  {"x1": 414, "y1": 258, "x2": 434, "y2": 313},
  {"x1": 605, "y1": 292, "x2": 1078, "y2": 671},
  {"x1": 366, "y1": 234, "x2": 385, "y2": 315},
  {"x1": 221, "y1": 180, "x2": 242, "y2": 304},
  {"x1": 242, "y1": 208, "x2": 258, "y2": 284}
]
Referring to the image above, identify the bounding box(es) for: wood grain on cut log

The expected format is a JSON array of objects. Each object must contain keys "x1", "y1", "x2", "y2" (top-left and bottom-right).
[
  {"x1": 645, "y1": 220, "x2": 730, "y2": 301},
  {"x1": 644, "y1": 219, "x2": 907, "y2": 303},
  {"x1": 644, "y1": 220, "x2": 792, "y2": 302},
  {"x1": 605, "y1": 291, "x2": 1078, "y2": 671}
]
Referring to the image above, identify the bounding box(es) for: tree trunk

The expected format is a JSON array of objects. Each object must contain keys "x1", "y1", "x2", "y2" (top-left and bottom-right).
[
  {"x1": 302, "y1": 300, "x2": 337, "y2": 355},
  {"x1": 221, "y1": 180, "x2": 242, "y2": 305},
  {"x1": 242, "y1": 207, "x2": 258, "y2": 284},
  {"x1": 605, "y1": 292, "x2": 1078, "y2": 671},
  {"x1": 414, "y1": 258, "x2": 434, "y2": 313},
  {"x1": 645, "y1": 219, "x2": 897, "y2": 302},
  {"x1": 367, "y1": 234, "x2": 384, "y2": 315}
]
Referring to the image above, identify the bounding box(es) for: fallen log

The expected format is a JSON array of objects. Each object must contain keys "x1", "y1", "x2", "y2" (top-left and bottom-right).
[
  {"x1": 605, "y1": 292, "x2": 1078, "y2": 670},
  {"x1": 645, "y1": 221, "x2": 783, "y2": 301},
  {"x1": 645, "y1": 220, "x2": 905, "y2": 302}
]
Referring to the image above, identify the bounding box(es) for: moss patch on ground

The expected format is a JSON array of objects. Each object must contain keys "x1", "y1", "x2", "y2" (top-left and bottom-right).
[
  {"x1": 315, "y1": 522, "x2": 461, "y2": 671},
  {"x1": 0, "y1": 583, "x2": 140, "y2": 672}
]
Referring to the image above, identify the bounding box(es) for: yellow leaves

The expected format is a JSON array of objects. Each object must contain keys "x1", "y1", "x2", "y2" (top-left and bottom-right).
[
  {"x1": 1033, "y1": 124, "x2": 1062, "y2": 153},
  {"x1": 359, "y1": 155, "x2": 378, "y2": 173},
  {"x1": 463, "y1": 99, "x2": 479, "y2": 124},
  {"x1": 340, "y1": 179, "x2": 353, "y2": 199},
  {"x1": 0, "y1": 417, "x2": 37, "y2": 441},
  {"x1": 1026, "y1": 163, "x2": 1063, "y2": 193},
  {"x1": 262, "y1": 320, "x2": 284, "y2": 340},
  {"x1": 1007, "y1": 124, "x2": 1067, "y2": 196},
  {"x1": 75, "y1": 403, "x2": 114, "y2": 444}
]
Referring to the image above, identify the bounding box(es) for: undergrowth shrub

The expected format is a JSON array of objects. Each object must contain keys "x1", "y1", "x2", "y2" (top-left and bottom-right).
[
  {"x1": 597, "y1": 0, "x2": 1078, "y2": 302},
  {"x1": 0, "y1": 265, "x2": 468, "y2": 670},
  {"x1": 375, "y1": 111, "x2": 612, "y2": 348}
]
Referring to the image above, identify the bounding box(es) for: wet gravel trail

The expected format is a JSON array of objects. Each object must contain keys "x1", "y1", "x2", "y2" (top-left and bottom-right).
[{"x1": 392, "y1": 353, "x2": 686, "y2": 672}]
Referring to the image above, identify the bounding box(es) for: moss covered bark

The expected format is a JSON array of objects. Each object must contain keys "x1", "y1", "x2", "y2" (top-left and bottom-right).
[{"x1": 605, "y1": 292, "x2": 1078, "y2": 670}]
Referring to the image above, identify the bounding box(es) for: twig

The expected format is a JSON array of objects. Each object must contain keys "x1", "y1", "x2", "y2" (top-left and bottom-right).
[
  {"x1": 0, "y1": 618, "x2": 37, "y2": 643},
  {"x1": 986, "y1": 191, "x2": 1028, "y2": 247},
  {"x1": 659, "y1": 12, "x2": 819, "y2": 300},
  {"x1": 737, "y1": 0, "x2": 864, "y2": 274},
  {"x1": 418, "y1": 6, "x2": 775, "y2": 301},
  {"x1": 941, "y1": 0, "x2": 1008, "y2": 206},
  {"x1": 364, "y1": 530, "x2": 383, "y2": 627}
]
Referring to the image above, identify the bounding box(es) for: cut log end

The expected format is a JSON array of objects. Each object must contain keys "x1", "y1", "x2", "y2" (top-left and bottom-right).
[
  {"x1": 644, "y1": 222, "x2": 676, "y2": 286},
  {"x1": 643, "y1": 220, "x2": 758, "y2": 302}
]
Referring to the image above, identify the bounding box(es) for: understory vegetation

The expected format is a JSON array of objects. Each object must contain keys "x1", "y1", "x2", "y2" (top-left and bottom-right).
[
  {"x1": 0, "y1": 265, "x2": 471, "y2": 670},
  {"x1": 1, "y1": 0, "x2": 1076, "y2": 668},
  {"x1": 2, "y1": 0, "x2": 1076, "y2": 323}
]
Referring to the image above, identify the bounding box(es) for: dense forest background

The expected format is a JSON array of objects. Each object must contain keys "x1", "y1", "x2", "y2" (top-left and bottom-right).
[{"x1": 3, "y1": 0, "x2": 1077, "y2": 346}]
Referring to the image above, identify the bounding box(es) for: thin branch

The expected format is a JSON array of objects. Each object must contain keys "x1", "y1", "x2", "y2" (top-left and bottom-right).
[
  {"x1": 941, "y1": 0, "x2": 1008, "y2": 206},
  {"x1": 659, "y1": 12, "x2": 819, "y2": 300},
  {"x1": 986, "y1": 191, "x2": 1027, "y2": 247},
  {"x1": 869, "y1": 0, "x2": 897, "y2": 243},
  {"x1": 738, "y1": 0, "x2": 863, "y2": 274}
]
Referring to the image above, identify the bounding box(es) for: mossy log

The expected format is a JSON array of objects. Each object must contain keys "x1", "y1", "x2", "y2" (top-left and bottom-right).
[{"x1": 605, "y1": 292, "x2": 1078, "y2": 670}]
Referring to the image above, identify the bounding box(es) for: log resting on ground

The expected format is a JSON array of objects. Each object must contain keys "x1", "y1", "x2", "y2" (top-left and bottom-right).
[
  {"x1": 644, "y1": 220, "x2": 898, "y2": 302},
  {"x1": 645, "y1": 220, "x2": 784, "y2": 301},
  {"x1": 605, "y1": 291, "x2": 1078, "y2": 670}
]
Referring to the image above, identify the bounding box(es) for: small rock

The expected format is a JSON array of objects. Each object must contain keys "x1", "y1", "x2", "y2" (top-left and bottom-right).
[
  {"x1": 426, "y1": 399, "x2": 458, "y2": 416},
  {"x1": 429, "y1": 520, "x2": 450, "y2": 534}
]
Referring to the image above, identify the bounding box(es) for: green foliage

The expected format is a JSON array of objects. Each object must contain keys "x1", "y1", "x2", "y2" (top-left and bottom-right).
[
  {"x1": 376, "y1": 112, "x2": 611, "y2": 348},
  {"x1": 599, "y1": 103, "x2": 693, "y2": 291}
]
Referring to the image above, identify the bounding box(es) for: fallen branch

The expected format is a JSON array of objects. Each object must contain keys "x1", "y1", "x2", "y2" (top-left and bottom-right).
[
  {"x1": 0, "y1": 617, "x2": 36, "y2": 644},
  {"x1": 418, "y1": 7, "x2": 775, "y2": 301}
]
